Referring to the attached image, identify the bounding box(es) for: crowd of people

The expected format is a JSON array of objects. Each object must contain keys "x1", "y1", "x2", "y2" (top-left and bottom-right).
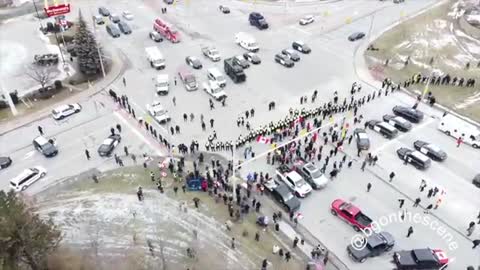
[{"x1": 403, "y1": 73, "x2": 476, "y2": 88}]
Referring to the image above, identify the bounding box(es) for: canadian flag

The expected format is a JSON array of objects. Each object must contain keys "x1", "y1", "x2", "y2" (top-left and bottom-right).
[{"x1": 256, "y1": 135, "x2": 271, "y2": 144}]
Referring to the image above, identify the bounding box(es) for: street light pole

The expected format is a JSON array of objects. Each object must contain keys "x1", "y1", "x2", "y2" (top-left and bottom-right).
[{"x1": 32, "y1": 0, "x2": 44, "y2": 29}]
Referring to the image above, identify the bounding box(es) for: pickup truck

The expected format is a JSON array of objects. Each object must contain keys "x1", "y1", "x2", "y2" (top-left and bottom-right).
[
  {"x1": 201, "y1": 46, "x2": 221, "y2": 62},
  {"x1": 276, "y1": 165, "x2": 312, "y2": 198},
  {"x1": 202, "y1": 81, "x2": 227, "y2": 101},
  {"x1": 330, "y1": 199, "x2": 372, "y2": 231}
]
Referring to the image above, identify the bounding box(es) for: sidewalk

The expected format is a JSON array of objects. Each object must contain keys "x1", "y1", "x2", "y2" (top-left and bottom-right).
[
  {"x1": 259, "y1": 195, "x2": 349, "y2": 270},
  {"x1": 0, "y1": 47, "x2": 126, "y2": 136}
]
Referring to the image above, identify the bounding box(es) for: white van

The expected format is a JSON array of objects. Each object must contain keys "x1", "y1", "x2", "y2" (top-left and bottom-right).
[
  {"x1": 155, "y1": 74, "x2": 169, "y2": 95},
  {"x1": 235, "y1": 32, "x2": 259, "y2": 52},
  {"x1": 438, "y1": 114, "x2": 480, "y2": 148},
  {"x1": 207, "y1": 68, "x2": 227, "y2": 88},
  {"x1": 10, "y1": 166, "x2": 47, "y2": 191}
]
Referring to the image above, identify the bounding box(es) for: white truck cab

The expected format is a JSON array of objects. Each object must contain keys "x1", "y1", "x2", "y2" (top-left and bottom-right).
[
  {"x1": 438, "y1": 114, "x2": 480, "y2": 148},
  {"x1": 202, "y1": 80, "x2": 227, "y2": 101},
  {"x1": 235, "y1": 32, "x2": 259, "y2": 52},
  {"x1": 207, "y1": 68, "x2": 227, "y2": 87},
  {"x1": 145, "y1": 46, "x2": 165, "y2": 70},
  {"x1": 155, "y1": 74, "x2": 169, "y2": 95}
]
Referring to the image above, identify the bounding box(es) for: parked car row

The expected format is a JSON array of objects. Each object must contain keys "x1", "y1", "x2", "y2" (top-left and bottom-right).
[{"x1": 97, "y1": 7, "x2": 133, "y2": 37}]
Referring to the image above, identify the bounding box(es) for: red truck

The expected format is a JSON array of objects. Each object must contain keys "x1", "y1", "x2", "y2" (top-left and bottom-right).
[
  {"x1": 153, "y1": 18, "x2": 180, "y2": 43},
  {"x1": 330, "y1": 199, "x2": 372, "y2": 231}
]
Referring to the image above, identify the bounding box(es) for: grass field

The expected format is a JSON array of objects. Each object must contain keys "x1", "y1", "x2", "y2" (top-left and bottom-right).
[
  {"x1": 35, "y1": 162, "x2": 309, "y2": 270},
  {"x1": 365, "y1": 0, "x2": 480, "y2": 121}
]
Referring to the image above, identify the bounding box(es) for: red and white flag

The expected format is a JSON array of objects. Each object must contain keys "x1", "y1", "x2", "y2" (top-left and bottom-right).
[{"x1": 256, "y1": 135, "x2": 271, "y2": 144}]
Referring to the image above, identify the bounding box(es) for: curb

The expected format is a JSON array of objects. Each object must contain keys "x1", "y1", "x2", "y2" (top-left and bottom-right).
[
  {"x1": 353, "y1": 0, "x2": 480, "y2": 128},
  {"x1": 0, "y1": 47, "x2": 126, "y2": 136}
]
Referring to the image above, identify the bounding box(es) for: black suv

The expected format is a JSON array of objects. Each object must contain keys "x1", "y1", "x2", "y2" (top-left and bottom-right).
[
  {"x1": 249, "y1": 12, "x2": 268, "y2": 29},
  {"x1": 392, "y1": 106, "x2": 424, "y2": 123},
  {"x1": 33, "y1": 136, "x2": 58, "y2": 157}
]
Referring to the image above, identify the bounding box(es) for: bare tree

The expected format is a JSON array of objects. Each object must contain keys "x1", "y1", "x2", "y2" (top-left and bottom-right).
[{"x1": 25, "y1": 65, "x2": 54, "y2": 91}]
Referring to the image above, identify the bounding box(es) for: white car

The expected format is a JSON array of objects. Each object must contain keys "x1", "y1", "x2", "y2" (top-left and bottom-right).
[
  {"x1": 146, "y1": 101, "x2": 171, "y2": 124},
  {"x1": 202, "y1": 81, "x2": 227, "y2": 101},
  {"x1": 51, "y1": 103, "x2": 82, "y2": 120},
  {"x1": 10, "y1": 166, "x2": 47, "y2": 191},
  {"x1": 122, "y1": 10, "x2": 134, "y2": 20},
  {"x1": 299, "y1": 15, "x2": 314, "y2": 25}
]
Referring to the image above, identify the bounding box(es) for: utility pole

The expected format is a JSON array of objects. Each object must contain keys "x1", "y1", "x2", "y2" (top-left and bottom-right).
[
  {"x1": 88, "y1": 5, "x2": 106, "y2": 78},
  {"x1": 32, "y1": 0, "x2": 44, "y2": 29}
]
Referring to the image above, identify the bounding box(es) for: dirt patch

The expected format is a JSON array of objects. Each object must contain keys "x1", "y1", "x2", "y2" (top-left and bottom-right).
[
  {"x1": 34, "y1": 165, "x2": 308, "y2": 270},
  {"x1": 365, "y1": 0, "x2": 480, "y2": 121}
]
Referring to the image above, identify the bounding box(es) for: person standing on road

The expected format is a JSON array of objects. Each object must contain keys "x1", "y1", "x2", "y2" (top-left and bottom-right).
[
  {"x1": 366, "y1": 183, "x2": 372, "y2": 192},
  {"x1": 110, "y1": 127, "x2": 115, "y2": 136},
  {"x1": 467, "y1": 221, "x2": 476, "y2": 236},
  {"x1": 361, "y1": 160, "x2": 367, "y2": 171},
  {"x1": 406, "y1": 226, "x2": 414, "y2": 237},
  {"x1": 473, "y1": 239, "x2": 480, "y2": 249},
  {"x1": 124, "y1": 146, "x2": 129, "y2": 156},
  {"x1": 85, "y1": 149, "x2": 90, "y2": 160},
  {"x1": 293, "y1": 236, "x2": 299, "y2": 248},
  {"x1": 116, "y1": 124, "x2": 122, "y2": 133},
  {"x1": 37, "y1": 126, "x2": 44, "y2": 135},
  {"x1": 172, "y1": 96, "x2": 176, "y2": 106},
  {"x1": 210, "y1": 118, "x2": 214, "y2": 128},
  {"x1": 122, "y1": 77, "x2": 126, "y2": 87},
  {"x1": 456, "y1": 136, "x2": 463, "y2": 147}
]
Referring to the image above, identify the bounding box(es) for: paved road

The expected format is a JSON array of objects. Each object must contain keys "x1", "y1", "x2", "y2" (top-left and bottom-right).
[{"x1": 0, "y1": 93, "x2": 167, "y2": 195}]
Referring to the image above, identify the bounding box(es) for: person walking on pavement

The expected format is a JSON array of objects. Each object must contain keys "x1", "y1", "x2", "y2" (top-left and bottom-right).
[
  {"x1": 231, "y1": 237, "x2": 235, "y2": 249},
  {"x1": 398, "y1": 199, "x2": 405, "y2": 208},
  {"x1": 413, "y1": 197, "x2": 421, "y2": 207},
  {"x1": 38, "y1": 125, "x2": 44, "y2": 135},
  {"x1": 407, "y1": 226, "x2": 414, "y2": 237},
  {"x1": 389, "y1": 172, "x2": 395, "y2": 182},
  {"x1": 116, "y1": 123, "x2": 122, "y2": 133},
  {"x1": 124, "y1": 146, "x2": 129, "y2": 156},
  {"x1": 110, "y1": 127, "x2": 115, "y2": 136},
  {"x1": 210, "y1": 118, "x2": 214, "y2": 128},
  {"x1": 85, "y1": 149, "x2": 90, "y2": 160},
  {"x1": 366, "y1": 183, "x2": 372, "y2": 192},
  {"x1": 456, "y1": 136, "x2": 463, "y2": 147},
  {"x1": 172, "y1": 96, "x2": 176, "y2": 106},
  {"x1": 467, "y1": 221, "x2": 476, "y2": 236},
  {"x1": 293, "y1": 236, "x2": 299, "y2": 248},
  {"x1": 122, "y1": 77, "x2": 126, "y2": 87}
]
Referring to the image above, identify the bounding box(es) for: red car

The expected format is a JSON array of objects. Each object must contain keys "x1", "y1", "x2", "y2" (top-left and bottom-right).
[{"x1": 330, "y1": 199, "x2": 373, "y2": 231}]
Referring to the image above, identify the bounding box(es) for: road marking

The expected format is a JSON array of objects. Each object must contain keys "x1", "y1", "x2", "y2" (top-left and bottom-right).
[
  {"x1": 371, "y1": 117, "x2": 435, "y2": 154},
  {"x1": 113, "y1": 111, "x2": 164, "y2": 156},
  {"x1": 23, "y1": 151, "x2": 36, "y2": 160}
]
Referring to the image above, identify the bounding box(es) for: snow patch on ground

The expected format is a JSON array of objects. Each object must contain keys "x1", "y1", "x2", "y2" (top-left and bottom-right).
[
  {"x1": 455, "y1": 91, "x2": 480, "y2": 109},
  {"x1": 36, "y1": 190, "x2": 257, "y2": 269}
]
